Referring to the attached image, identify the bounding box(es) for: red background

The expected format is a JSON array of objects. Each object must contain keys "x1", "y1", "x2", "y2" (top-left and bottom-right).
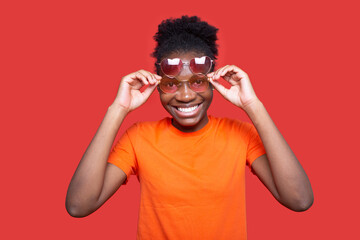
[{"x1": 1, "y1": 0, "x2": 359, "y2": 239}]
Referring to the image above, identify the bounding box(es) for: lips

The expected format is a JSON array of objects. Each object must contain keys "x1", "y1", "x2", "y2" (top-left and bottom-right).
[
  {"x1": 171, "y1": 103, "x2": 202, "y2": 118},
  {"x1": 177, "y1": 105, "x2": 199, "y2": 112}
]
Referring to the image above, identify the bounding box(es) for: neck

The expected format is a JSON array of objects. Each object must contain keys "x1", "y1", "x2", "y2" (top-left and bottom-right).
[{"x1": 171, "y1": 115, "x2": 209, "y2": 133}]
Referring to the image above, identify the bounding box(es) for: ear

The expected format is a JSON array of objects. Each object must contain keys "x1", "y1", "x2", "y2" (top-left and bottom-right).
[{"x1": 209, "y1": 82, "x2": 215, "y2": 91}]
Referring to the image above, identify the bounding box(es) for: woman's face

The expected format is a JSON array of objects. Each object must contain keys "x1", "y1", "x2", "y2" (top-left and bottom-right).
[{"x1": 158, "y1": 51, "x2": 213, "y2": 132}]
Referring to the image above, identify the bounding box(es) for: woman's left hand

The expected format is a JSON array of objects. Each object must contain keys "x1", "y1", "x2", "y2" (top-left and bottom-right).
[{"x1": 207, "y1": 65, "x2": 260, "y2": 111}]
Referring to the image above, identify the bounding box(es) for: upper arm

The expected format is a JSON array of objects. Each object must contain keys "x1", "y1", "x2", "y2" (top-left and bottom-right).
[
  {"x1": 94, "y1": 163, "x2": 127, "y2": 210},
  {"x1": 251, "y1": 154, "x2": 280, "y2": 200}
]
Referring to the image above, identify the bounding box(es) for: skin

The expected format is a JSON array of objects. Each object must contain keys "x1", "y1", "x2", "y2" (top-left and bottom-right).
[
  {"x1": 65, "y1": 69, "x2": 160, "y2": 217},
  {"x1": 208, "y1": 65, "x2": 314, "y2": 211},
  {"x1": 158, "y1": 52, "x2": 213, "y2": 132},
  {"x1": 65, "y1": 51, "x2": 313, "y2": 218}
]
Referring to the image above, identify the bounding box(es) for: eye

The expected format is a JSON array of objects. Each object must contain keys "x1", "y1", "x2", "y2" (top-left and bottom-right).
[
  {"x1": 192, "y1": 78, "x2": 205, "y2": 85},
  {"x1": 160, "y1": 79, "x2": 178, "y2": 90}
]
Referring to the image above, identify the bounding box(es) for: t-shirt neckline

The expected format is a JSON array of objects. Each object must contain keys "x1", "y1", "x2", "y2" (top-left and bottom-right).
[{"x1": 166, "y1": 115, "x2": 213, "y2": 137}]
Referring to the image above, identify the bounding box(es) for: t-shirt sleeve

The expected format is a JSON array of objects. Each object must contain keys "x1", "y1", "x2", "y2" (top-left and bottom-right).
[
  {"x1": 107, "y1": 124, "x2": 138, "y2": 185},
  {"x1": 246, "y1": 124, "x2": 266, "y2": 169}
]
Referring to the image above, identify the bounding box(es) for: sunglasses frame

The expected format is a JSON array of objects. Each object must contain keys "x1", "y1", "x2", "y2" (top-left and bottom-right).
[
  {"x1": 158, "y1": 76, "x2": 210, "y2": 94},
  {"x1": 156, "y1": 56, "x2": 214, "y2": 79}
]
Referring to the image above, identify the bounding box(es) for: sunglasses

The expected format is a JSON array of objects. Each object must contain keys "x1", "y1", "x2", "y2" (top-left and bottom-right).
[
  {"x1": 159, "y1": 76, "x2": 209, "y2": 93},
  {"x1": 156, "y1": 56, "x2": 214, "y2": 78}
]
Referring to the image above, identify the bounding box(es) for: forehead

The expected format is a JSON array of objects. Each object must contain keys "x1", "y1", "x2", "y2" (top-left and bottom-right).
[{"x1": 163, "y1": 51, "x2": 205, "y2": 62}]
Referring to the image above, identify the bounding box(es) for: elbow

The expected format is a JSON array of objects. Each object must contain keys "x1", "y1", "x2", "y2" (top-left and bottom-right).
[
  {"x1": 288, "y1": 193, "x2": 314, "y2": 212},
  {"x1": 66, "y1": 205, "x2": 87, "y2": 218},
  {"x1": 278, "y1": 189, "x2": 314, "y2": 212},
  {"x1": 292, "y1": 197, "x2": 314, "y2": 212},
  {"x1": 65, "y1": 199, "x2": 93, "y2": 218}
]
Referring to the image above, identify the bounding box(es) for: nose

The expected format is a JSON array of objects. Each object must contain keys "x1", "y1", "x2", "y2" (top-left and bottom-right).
[
  {"x1": 175, "y1": 81, "x2": 197, "y2": 102},
  {"x1": 175, "y1": 66, "x2": 197, "y2": 102}
]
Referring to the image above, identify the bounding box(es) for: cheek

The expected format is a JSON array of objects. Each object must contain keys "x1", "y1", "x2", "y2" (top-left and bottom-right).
[
  {"x1": 203, "y1": 90, "x2": 213, "y2": 105},
  {"x1": 159, "y1": 93, "x2": 171, "y2": 108},
  {"x1": 159, "y1": 94, "x2": 166, "y2": 107}
]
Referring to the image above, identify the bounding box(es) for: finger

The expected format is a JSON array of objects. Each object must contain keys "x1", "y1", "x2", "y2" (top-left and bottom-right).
[
  {"x1": 214, "y1": 65, "x2": 227, "y2": 78},
  {"x1": 132, "y1": 71, "x2": 149, "y2": 86},
  {"x1": 222, "y1": 75, "x2": 239, "y2": 87},
  {"x1": 224, "y1": 65, "x2": 249, "y2": 80},
  {"x1": 207, "y1": 72, "x2": 215, "y2": 78},
  {"x1": 154, "y1": 74, "x2": 162, "y2": 83},
  {"x1": 146, "y1": 72, "x2": 160, "y2": 85},
  {"x1": 154, "y1": 74, "x2": 162, "y2": 79},
  {"x1": 209, "y1": 77, "x2": 228, "y2": 97},
  {"x1": 211, "y1": 68, "x2": 220, "y2": 80},
  {"x1": 218, "y1": 65, "x2": 236, "y2": 79},
  {"x1": 141, "y1": 82, "x2": 158, "y2": 100},
  {"x1": 231, "y1": 65, "x2": 248, "y2": 77},
  {"x1": 213, "y1": 67, "x2": 223, "y2": 80},
  {"x1": 220, "y1": 65, "x2": 247, "y2": 84},
  {"x1": 148, "y1": 73, "x2": 159, "y2": 85},
  {"x1": 138, "y1": 70, "x2": 157, "y2": 85},
  {"x1": 214, "y1": 65, "x2": 229, "y2": 80},
  {"x1": 131, "y1": 79, "x2": 145, "y2": 89}
]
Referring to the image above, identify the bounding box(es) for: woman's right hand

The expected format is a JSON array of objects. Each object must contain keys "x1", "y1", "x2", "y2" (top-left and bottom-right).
[
  {"x1": 66, "y1": 69, "x2": 161, "y2": 218},
  {"x1": 112, "y1": 70, "x2": 161, "y2": 113}
]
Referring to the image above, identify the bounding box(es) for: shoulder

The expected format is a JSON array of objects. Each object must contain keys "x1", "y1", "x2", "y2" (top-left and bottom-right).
[
  {"x1": 123, "y1": 118, "x2": 171, "y2": 148},
  {"x1": 126, "y1": 118, "x2": 170, "y2": 136},
  {"x1": 209, "y1": 116, "x2": 256, "y2": 148},
  {"x1": 133, "y1": 118, "x2": 169, "y2": 130}
]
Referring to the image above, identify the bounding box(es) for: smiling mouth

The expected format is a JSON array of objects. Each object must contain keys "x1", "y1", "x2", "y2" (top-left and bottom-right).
[
  {"x1": 171, "y1": 102, "x2": 203, "y2": 114},
  {"x1": 176, "y1": 105, "x2": 199, "y2": 113}
]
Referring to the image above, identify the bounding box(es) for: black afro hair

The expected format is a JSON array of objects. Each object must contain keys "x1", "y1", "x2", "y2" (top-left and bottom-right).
[{"x1": 152, "y1": 16, "x2": 219, "y2": 72}]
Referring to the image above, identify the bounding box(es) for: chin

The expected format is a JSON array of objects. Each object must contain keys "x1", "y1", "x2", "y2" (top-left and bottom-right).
[{"x1": 174, "y1": 117, "x2": 201, "y2": 127}]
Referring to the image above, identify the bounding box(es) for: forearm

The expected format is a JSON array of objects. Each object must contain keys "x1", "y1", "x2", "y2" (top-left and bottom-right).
[
  {"x1": 66, "y1": 104, "x2": 127, "y2": 214},
  {"x1": 245, "y1": 101, "x2": 313, "y2": 210}
]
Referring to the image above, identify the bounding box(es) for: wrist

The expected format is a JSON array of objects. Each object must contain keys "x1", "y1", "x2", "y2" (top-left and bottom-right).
[
  {"x1": 243, "y1": 99, "x2": 265, "y2": 120},
  {"x1": 243, "y1": 98, "x2": 262, "y2": 114},
  {"x1": 108, "y1": 103, "x2": 129, "y2": 117}
]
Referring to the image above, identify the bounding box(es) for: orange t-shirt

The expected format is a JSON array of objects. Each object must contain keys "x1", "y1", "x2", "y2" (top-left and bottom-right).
[{"x1": 108, "y1": 116, "x2": 266, "y2": 240}]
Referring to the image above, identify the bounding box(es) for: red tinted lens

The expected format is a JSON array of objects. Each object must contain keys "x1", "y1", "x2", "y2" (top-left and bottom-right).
[
  {"x1": 159, "y1": 78, "x2": 179, "y2": 93},
  {"x1": 189, "y1": 77, "x2": 209, "y2": 92},
  {"x1": 160, "y1": 58, "x2": 182, "y2": 77},
  {"x1": 189, "y1": 56, "x2": 212, "y2": 75}
]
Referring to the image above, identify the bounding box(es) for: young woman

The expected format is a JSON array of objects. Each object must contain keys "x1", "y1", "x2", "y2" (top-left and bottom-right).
[{"x1": 66, "y1": 16, "x2": 313, "y2": 239}]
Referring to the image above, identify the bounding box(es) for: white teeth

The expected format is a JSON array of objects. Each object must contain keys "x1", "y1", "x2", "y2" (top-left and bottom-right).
[{"x1": 177, "y1": 105, "x2": 199, "y2": 113}]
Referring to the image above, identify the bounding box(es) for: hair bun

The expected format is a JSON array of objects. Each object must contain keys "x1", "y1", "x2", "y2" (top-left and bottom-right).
[
  {"x1": 155, "y1": 16, "x2": 218, "y2": 49},
  {"x1": 153, "y1": 15, "x2": 219, "y2": 61}
]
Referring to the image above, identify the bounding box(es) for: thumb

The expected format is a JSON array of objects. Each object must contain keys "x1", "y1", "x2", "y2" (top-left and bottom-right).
[{"x1": 209, "y1": 77, "x2": 228, "y2": 97}]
